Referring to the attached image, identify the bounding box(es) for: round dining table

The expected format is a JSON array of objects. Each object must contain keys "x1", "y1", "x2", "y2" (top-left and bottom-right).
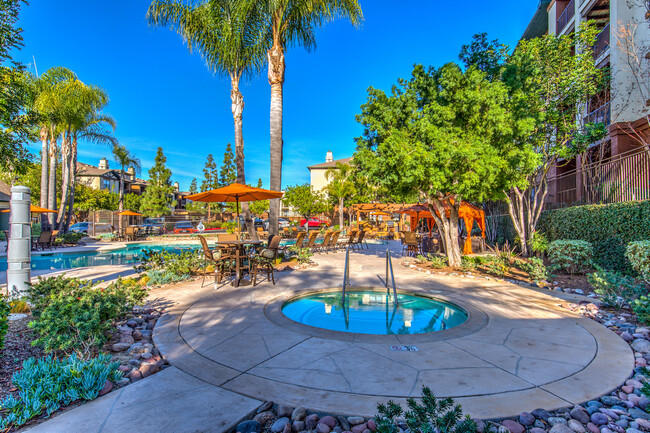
[{"x1": 214, "y1": 240, "x2": 263, "y2": 287}]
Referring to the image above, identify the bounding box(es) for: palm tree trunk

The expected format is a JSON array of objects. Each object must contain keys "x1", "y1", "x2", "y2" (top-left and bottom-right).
[
  {"x1": 56, "y1": 131, "x2": 72, "y2": 231},
  {"x1": 65, "y1": 138, "x2": 78, "y2": 231},
  {"x1": 39, "y1": 127, "x2": 49, "y2": 208},
  {"x1": 268, "y1": 42, "x2": 285, "y2": 237},
  {"x1": 47, "y1": 135, "x2": 58, "y2": 227},
  {"x1": 339, "y1": 197, "x2": 344, "y2": 228},
  {"x1": 119, "y1": 166, "x2": 125, "y2": 232},
  {"x1": 231, "y1": 76, "x2": 257, "y2": 241}
]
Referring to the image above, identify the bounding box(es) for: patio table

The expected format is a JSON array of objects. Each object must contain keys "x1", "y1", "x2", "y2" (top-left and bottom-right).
[{"x1": 214, "y1": 240, "x2": 262, "y2": 287}]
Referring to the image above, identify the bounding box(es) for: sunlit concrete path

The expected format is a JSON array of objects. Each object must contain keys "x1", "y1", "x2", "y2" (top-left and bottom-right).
[{"x1": 25, "y1": 240, "x2": 633, "y2": 432}]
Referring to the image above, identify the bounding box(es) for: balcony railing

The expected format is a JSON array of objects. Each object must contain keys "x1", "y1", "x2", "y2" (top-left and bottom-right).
[
  {"x1": 593, "y1": 23, "x2": 610, "y2": 59},
  {"x1": 557, "y1": 0, "x2": 576, "y2": 32},
  {"x1": 584, "y1": 101, "x2": 611, "y2": 126}
]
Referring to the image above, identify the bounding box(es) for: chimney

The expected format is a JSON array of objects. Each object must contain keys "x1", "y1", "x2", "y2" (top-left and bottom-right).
[
  {"x1": 126, "y1": 167, "x2": 135, "y2": 179},
  {"x1": 173, "y1": 181, "x2": 179, "y2": 192},
  {"x1": 326, "y1": 150, "x2": 333, "y2": 163},
  {"x1": 98, "y1": 157, "x2": 109, "y2": 169}
]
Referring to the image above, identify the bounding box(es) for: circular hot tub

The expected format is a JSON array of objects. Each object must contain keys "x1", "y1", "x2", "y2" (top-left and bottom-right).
[{"x1": 281, "y1": 290, "x2": 467, "y2": 335}]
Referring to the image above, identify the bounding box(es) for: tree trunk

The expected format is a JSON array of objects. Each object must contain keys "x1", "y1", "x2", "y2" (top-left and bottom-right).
[
  {"x1": 339, "y1": 197, "x2": 344, "y2": 228},
  {"x1": 506, "y1": 177, "x2": 549, "y2": 257},
  {"x1": 39, "y1": 127, "x2": 49, "y2": 208},
  {"x1": 56, "y1": 131, "x2": 72, "y2": 231},
  {"x1": 64, "y1": 138, "x2": 78, "y2": 231},
  {"x1": 427, "y1": 197, "x2": 462, "y2": 268},
  {"x1": 231, "y1": 75, "x2": 257, "y2": 241},
  {"x1": 119, "y1": 166, "x2": 125, "y2": 232},
  {"x1": 47, "y1": 135, "x2": 58, "y2": 227},
  {"x1": 268, "y1": 42, "x2": 285, "y2": 237}
]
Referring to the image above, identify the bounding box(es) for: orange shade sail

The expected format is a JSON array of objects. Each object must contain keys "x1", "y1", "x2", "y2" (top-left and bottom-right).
[
  {"x1": 1, "y1": 205, "x2": 57, "y2": 213},
  {"x1": 186, "y1": 183, "x2": 283, "y2": 203},
  {"x1": 115, "y1": 210, "x2": 142, "y2": 216}
]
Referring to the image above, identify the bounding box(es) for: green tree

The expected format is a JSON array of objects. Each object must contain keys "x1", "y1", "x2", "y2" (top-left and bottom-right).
[
  {"x1": 201, "y1": 153, "x2": 218, "y2": 192},
  {"x1": 147, "y1": 0, "x2": 269, "y2": 239},
  {"x1": 249, "y1": 178, "x2": 268, "y2": 217},
  {"x1": 354, "y1": 64, "x2": 531, "y2": 267},
  {"x1": 0, "y1": 0, "x2": 35, "y2": 176},
  {"x1": 124, "y1": 193, "x2": 142, "y2": 214},
  {"x1": 73, "y1": 183, "x2": 118, "y2": 222},
  {"x1": 186, "y1": 177, "x2": 206, "y2": 214},
  {"x1": 218, "y1": 142, "x2": 236, "y2": 187},
  {"x1": 502, "y1": 23, "x2": 604, "y2": 256},
  {"x1": 282, "y1": 184, "x2": 327, "y2": 233},
  {"x1": 112, "y1": 144, "x2": 141, "y2": 230},
  {"x1": 324, "y1": 162, "x2": 356, "y2": 228},
  {"x1": 141, "y1": 147, "x2": 176, "y2": 217},
  {"x1": 264, "y1": 0, "x2": 363, "y2": 236},
  {"x1": 459, "y1": 33, "x2": 509, "y2": 81}
]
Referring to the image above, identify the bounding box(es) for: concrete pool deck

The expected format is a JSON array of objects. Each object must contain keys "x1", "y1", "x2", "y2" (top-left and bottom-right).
[{"x1": 23, "y1": 240, "x2": 633, "y2": 432}]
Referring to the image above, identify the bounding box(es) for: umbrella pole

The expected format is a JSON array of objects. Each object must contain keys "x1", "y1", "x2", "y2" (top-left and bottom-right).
[{"x1": 236, "y1": 197, "x2": 240, "y2": 239}]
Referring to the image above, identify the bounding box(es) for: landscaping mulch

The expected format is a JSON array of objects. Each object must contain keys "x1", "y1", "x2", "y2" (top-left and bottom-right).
[{"x1": 0, "y1": 315, "x2": 44, "y2": 402}]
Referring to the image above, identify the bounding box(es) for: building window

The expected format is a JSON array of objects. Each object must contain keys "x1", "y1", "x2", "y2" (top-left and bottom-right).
[{"x1": 101, "y1": 178, "x2": 110, "y2": 190}]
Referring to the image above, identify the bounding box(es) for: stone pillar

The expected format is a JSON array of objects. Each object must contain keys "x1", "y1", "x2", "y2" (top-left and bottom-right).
[{"x1": 7, "y1": 186, "x2": 31, "y2": 298}]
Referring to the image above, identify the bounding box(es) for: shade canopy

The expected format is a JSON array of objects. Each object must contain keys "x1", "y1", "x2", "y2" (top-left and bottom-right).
[
  {"x1": 186, "y1": 183, "x2": 283, "y2": 203},
  {"x1": 1, "y1": 205, "x2": 57, "y2": 213},
  {"x1": 115, "y1": 210, "x2": 142, "y2": 216}
]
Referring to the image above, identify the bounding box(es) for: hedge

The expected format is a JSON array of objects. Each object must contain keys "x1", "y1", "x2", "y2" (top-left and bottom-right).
[{"x1": 493, "y1": 200, "x2": 650, "y2": 274}]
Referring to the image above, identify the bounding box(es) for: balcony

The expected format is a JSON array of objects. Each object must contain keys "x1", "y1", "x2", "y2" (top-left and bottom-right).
[
  {"x1": 584, "y1": 101, "x2": 611, "y2": 126},
  {"x1": 557, "y1": 0, "x2": 576, "y2": 33},
  {"x1": 593, "y1": 23, "x2": 610, "y2": 59}
]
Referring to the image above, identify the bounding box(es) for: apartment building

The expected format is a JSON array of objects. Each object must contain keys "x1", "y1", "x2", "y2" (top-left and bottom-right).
[
  {"x1": 523, "y1": 0, "x2": 650, "y2": 206},
  {"x1": 77, "y1": 158, "x2": 148, "y2": 196}
]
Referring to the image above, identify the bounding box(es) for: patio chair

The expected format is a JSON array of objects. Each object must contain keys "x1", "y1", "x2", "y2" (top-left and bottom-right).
[
  {"x1": 354, "y1": 230, "x2": 368, "y2": 250},
  {"x1": 217, "y1": 233, "x2": 238, "y2": 242},
  {"x1": 329, "y1": 231, "x2": 341, "y2": 252},
  {"x1": 306, "y1": 231, "x2": 319, "y2": 253},
  {"x1": 403, "y1": 232, "x2": 419, "y2": 257},
  {"x1": 341, "y1": 230, "x2": 357, "y2": 250},
  {"x1": 317, "y1": 231, "x2": 333, "y2": 253},
  {"x1": 124, "y1": 226, "x2": 136, "y2": 242},
  {"x1": 36, "y1": 231, "x2": 53, "y2": 251},
  {"x1": 251, "y1": 234, "x2": 282, "y2": 286},
  {"x1": 294, "y1": 231, "x2": 306, "y2": 249},
  {"x1": 197, "y1": 235, "x2": 235, "y2": 287}
]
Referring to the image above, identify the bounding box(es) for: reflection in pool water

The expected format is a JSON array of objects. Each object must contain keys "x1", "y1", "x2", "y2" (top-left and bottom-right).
[{"x1": 281, "y1": 290, "x2": 467, "y2": 335}]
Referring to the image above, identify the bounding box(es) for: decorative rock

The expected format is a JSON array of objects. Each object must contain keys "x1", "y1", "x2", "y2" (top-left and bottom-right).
[
  {"x1": 338, "y1": 416, "x2": 351, "y2": 431},
  {"x1": 550, "y1": 424, "x2": 575, "y2": 433},
  {"x1": 550, "y1": 417, "x2": 569, "y2": 425},
  {"x1": 117, "y1": 325, "x2": 132, "y2": 333},
  {"x1": 141, "y1": 352, "x2": 153, "y2": 360},
  {"x1": 630, "y1": 422, "x2": 639, "y2": 430},
  {"x1": 630, "y1": 408, "x2": 650, "y2": 420},
  {"x1": 602, "y1": 397, "x2": 623, "y2": 406},
  {"x1": 622, "y1": 332, "x2": 635, "y2": 342},
  {"x1": 628, "y1": 380, "x2": 644, "y2": 389},
  {"x1": 98, "y1": 380, "x2": 113, "y2": 396},
  {"x1": 587, "y1": 423, "x2": 601, "y2": 433},
  {"x1": 320, "y1": 416, "x2": 337, "y2": 429},
  {"x1": 116, "y1": 378, "x2": 130, "y2": 387},
  {"x1": 533, "y1": 409, "x2": 553, "y2": 422},
  {"x1": 638, "y1": 397, "x2": 650, "y2": 410},
  {"x1": 593, "y1": 414, "x2": 610, "y2": 426},
  {"x1": 617, "y1": 420, "x2": 630, "y2": 429},
  {"x1": 520, "y1": 412, "x2": 536, "y2": 426},
  {"x1": 333, "y1": 427, "x2": 343, "y2": 433},
  {"x1": 367, "y1": 419, "x2": 376, "y2": 432},
  {"x1": 609, "y1": 423, "x2": 626, "y2": 433},
  {"x1": 627, "y1": 429, "x2": 644, "y2": 433},
  {"x1": 317, "y1": 423, "x2": 332, "y2": 433},
  {"x1": 139, "y1": 363, "x2": 161, "y2": 378},
  {"x1": 257, "y1": 401, "x2": 273, "y2": 414},
  {"x1": 283, "y1": 423, "x2": 292, "y2": 433},
  {"x1": 292, "y1": 421, "x2": 305, "y2": 432},
  {"x1": 120, "y1": 333, "x2": 135, "y2": 345},
  {"x1": 531, "y1": 428, "x2": 547, "y2": 433},
  {"x1": 129, "y1": 370, "x2": 143, "y2": 383},
  {"x1": 348, "y1": 417, "x2": 365, "y2": 426},
  {"x1": 601, "y1": 409, "x2": 620, "y2": 420},
  {"x1": 271, "y1": 418, "x2": 290, "y2": 433},
  {"x1": 237, "y1": 420, "x2": 262, "y2": 433},
  {"x1": 635, "y1": 418, "x2": 650, "y2": 430},
  {"x1": 569, "y1": 419, "x2": 586, "y2": 433},
  {"x1": 112, "y1": 342, "x2": 131, "y2": 352},
  {"x1": 498, "y1": 426, "x2": 510, "y2": 433},
  {"x1": 277, "y1": 405, "x2": 293, "y2": 418},
  {"x1": 292, "y1": 407, "x2": 306, "y2": 421},
  {"x1": 253, "y1": 411, "x2": 274, "y2": 426},
  {"x1": 118, "y1": 365, "x2": 130, "y2": 373},
  {"x1": 126, "y1": 319, "x2": 138, "y2": 327},
  {"x1": 502, "y1": 419, "x2": 525, "y2": 433},
  {"x1": 535, "y1": 420, "x2": 548, "y2": 429},
  {"x1": 631, "y1": 340, "x2": 650, "y2": 354},
  {"x1": 573, "y1": 408, "x2": 592, "y2": 424},
  {"x1": 306, "y1": 414, "x2": 320, "y2": 430},
  {"x1": 351, "y1": 424, "x2": 367, "y2": 433},
  {"x1": 590, "y1": 402, "x2": 605, "y2": 408}
]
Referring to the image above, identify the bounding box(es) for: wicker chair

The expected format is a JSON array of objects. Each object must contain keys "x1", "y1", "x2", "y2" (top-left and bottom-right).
[
  {"x1": 306, "y1": 231, "x2": 319, "y2": 253},
  {"x1": 341, "y1": 230, "x2": 357, "y2": 250},
  {"x1": 197, "y1": 234, "x2": 235, "y2": 287},
  {"x1": 36, "y1": 231, "x2": 53, "y2": 251},
  {"x1": 354, "y1": 230, "x2": 367, "y2": 250},
  {"x1": 294, "y1": 231, "x2": 306, "y2": 249},
  {"x1": 251, "y1": 234, "x2": 282, "y2": 285},
  {"x1": 316, "y1": 231, "x2": 333, "y2": 253},
  {"x1": 403, "y1": 232, "x2": 419, "y2": 256},
  {"x1": 329, "y1": 231, "x2": 341, "y2": 252}
]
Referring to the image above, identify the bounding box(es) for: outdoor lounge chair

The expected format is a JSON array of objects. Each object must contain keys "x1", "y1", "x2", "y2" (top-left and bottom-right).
[
  {"x1": 198, "y1": 235, "x2": 235, "y2": 287},
  {"x1": 251, "y1": 234, "x2": 282, "y2": 286},
  {"x1": 125, "y1": 226, "x2": 136, "y2": 242},
  {"x1": 341, "y1": 230, "x2": 357, "y2": 250},
  {"x1": 317, "y1": 231, "x2": 333, "y2": 253},
  {"x1": 306, "y1": 231, "x2": 319, "y2": 252},
  {"x1": 329, "y1": 231, "x2": 341, "y2": 252},
  {"x1": 36, "y1": 231, "x2": 53, "y2": 251},
  {"x1": 294, "y1": 231, "x2": 306, "y2": 249},
  {"x1": 354, "y1": 230, "x2": 368, "y2": 250},
  {"x1": 403, "y1": 232, "x2": 419, "y2": 256}
]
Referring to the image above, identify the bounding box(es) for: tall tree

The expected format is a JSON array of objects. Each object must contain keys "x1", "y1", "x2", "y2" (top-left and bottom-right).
[
  {"x1": 324, "y1": 162, "x2": 356, "y2": 228},
  {"x1": 282, "y1": 183, "x2": 327, "y2": 234},
  {"x1": 186, "y1": 177, "x2": 206, "y2": 214},
  {"x1": 459, "y1": 33, "x2": 509, "y2": 81},
  {"x1": 502, "y1": 23, "x2": 603, "y2": 255},
  {"x1": 201, "y1": 153, "x2": 218, "y2": 192},
  {"x1": 218, "y1": 142, "x2": 236, "y2": 186},
  {"x1": 249, "y1": 178, "x2": 269, "y2": 217},
  {"x1": 112, "y1": 144, "x2": 142, "y2": 231},
  {"x1": 141, "y1": 147, "x2": 176, "y2": 217},
  {"x1": 354, "y1": 64, "x2": 532, "y2": 267},
  {"x1": 263, "y1": 0, "x2": 363, "y2": 236},
  {"x1": 147, "y1": 0, "x2": 270, "y2": 239}
]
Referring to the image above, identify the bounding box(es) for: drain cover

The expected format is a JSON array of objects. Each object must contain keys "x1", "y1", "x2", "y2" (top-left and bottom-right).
[{"x1": 390, "y1": 345, "x2": 419, "y2": 352}]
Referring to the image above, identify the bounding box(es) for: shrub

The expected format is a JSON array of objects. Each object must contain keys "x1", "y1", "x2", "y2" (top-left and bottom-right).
[
  {"x1": 97, "y1": 232, "x2": 115, "y2": 241},
  {"x1": 204, "y1": 221, "x2": 222, "y2": 229},
  {"x1": 9, "y1": 299, "x2": 30, "y2": 314},
  {"x1": 587, "y1": 267, "x2": 645, "y2": 308},
  {"x1": 288, "y1": 246, "x2": 312, "y2": 264},
  {"x1": 0, "y1": 296, "x2": 9, "y2": 351},
  {"x1": 29, "y1": 278, "x2": 147, "y2": 358},
  {"x1": 28, "y1": 275, "x2": 90, "y2": 317},
  {"x1": 145, "y1": 269, "x2": 188, "y2": 286},
  {"x1": 56, "y1": 232, "x2": 84, "y2": 245},
  {"x1": 460, "y1": 256, "x2": 477, "y2": 272},
  {"x1": 547, "y1": 240, "x2": 593, "y2": 274},
  {"x1": 633, "y1": 296, "x2": 650, "y2": 326},
  {"x1": 0, "y1": 354, "x2": 122, "y2": 430},
  {"x1": 530, "y1": 231, "x2": 549, "y2": 256},
  {"x1": 627, "y1": 241, "x2": 650, "y2": 282},
  {"x1": 515, "y1": 257, "x2": 549, "y2": 281},
  {"x1": 427, "y1": 254, "x2": 448, "y2": 269},
  {"x1": 136, "y1": 249, "x2": 204, "y2": 277},
  {"x1": 374, "y1": 386, "x2": 476, "y2": 433}
]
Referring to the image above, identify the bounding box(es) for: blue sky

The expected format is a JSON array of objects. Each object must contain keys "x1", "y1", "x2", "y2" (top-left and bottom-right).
[{"x1": 16, "y1": 0, "x2": 538, "y2": 191}]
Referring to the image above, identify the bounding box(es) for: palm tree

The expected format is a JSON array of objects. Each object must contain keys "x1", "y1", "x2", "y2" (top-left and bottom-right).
[
  {"x1": 112, "y1": 144, "x2": 141, "y2": 231},
  {"x1": 324, "y1": 162, "x2": 356, "y2": 229},
  {"x1": 147, "y1": 0, "x2": 270, "y2": 239},
  {"x1": 263, "y1": 0, "x2": 363, "y2": 236}
]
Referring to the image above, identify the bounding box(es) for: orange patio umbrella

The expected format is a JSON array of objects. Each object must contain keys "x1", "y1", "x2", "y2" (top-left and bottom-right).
[
  {"x1": 1, "y1": 204, "x2": 57, "y2": 213},
  {"x1": 115, "y1": 210, "x2": 142, "y2": 216},
  {"x1": 186, "y1": 183, "x2": 284, "y2": 235}
]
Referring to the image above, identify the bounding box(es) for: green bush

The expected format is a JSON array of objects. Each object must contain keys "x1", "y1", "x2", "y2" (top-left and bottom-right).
[
  {"x1": 548, "y1": 240, "x2": 593, "y2": 274},
  {"x1": 145, "y1": 269, "x2": 188, "y2": 286},
  {"x1": 515, "y1": 257, "x2": 549, "y2": 281},
  {"x1": 375, "y1": 386, "x2": 476, "y2": 433},
  {"x1": 28, "y1": 277, "x2": 147, "y2": 357},
  {"x1": 288, "y1": 246, "x2": 313, "y2": 264},
  {"x1": 587, "y1": 267, "x2": 645, "y2": 308},
  {"x1": 28, "y1": 275, "x2": 90, "y2": 317},
  {"x1": 530, "y1": 231, "x2": 549, "y2": 256},
  {"x1": 204, "y1": 221, "x2": 222, "y2": 229},
  {"x1": 627, "y1": 241, "x2": 650, "y2": 282},
  {"x1": 0, "y1": 354, "x2": 122, "y2": 430},
  {"x1": 633, "y1": 296, "x2": 650, "y2": 326},
  {"x1": 56, "y1": 232, "x2": 84, "y2": 245},
  {"x1": 0, "y1": 295, "x2": 9, "y2": 351},
  {"x1": 136, "y1": 249, "x2": 203, "y2": 281}
]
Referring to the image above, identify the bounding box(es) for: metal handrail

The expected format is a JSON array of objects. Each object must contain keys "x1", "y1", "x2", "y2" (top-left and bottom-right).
[
  {"x1": 342, "y1": 246, "x2": 350, "y2": 306},
  {"x1": 385, "y1": 249, "x2": 399, "y2": 306}
]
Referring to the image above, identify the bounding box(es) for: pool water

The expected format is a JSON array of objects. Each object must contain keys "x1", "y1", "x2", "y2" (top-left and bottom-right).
[{"x1": 281, "y1": 290, "x2": 467, "y2": 335}]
